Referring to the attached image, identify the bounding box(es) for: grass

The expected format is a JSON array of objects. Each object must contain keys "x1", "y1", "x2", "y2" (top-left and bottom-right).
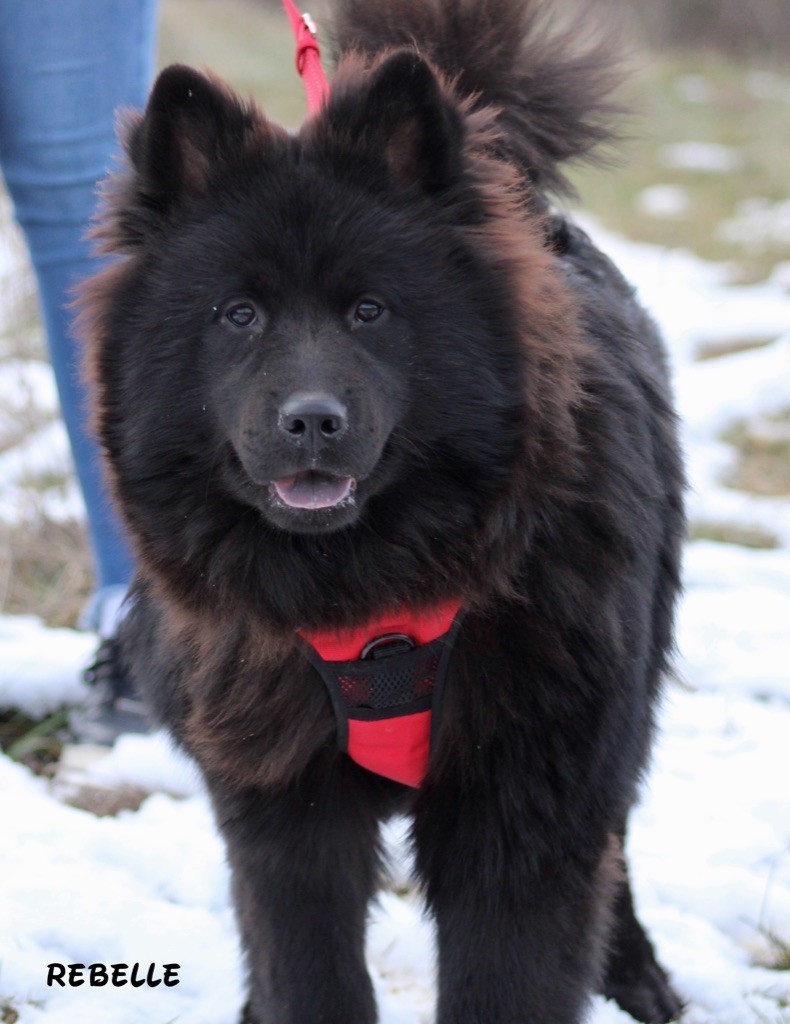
[
  {"x1": 695, "y1": 334, "x2": 780, "y2": 361},
  {"x1": 721, "y1": 409, "x2": 790, "y2": 497},
  {"x1": 689, "y1": 519, "x2": 781, "y2": 550},
  {"x1": 0, "y1": 999, "x2": 44, "y2": 1024},
  {"x1": 688, "y1": 407, "x2": 790, "y2": 549},
  {"x1": 0, "y1": 516, "x2": 93, "y2": 628},
  {"x1": 63, "y1": 783, "x2": 151, "y2": 817},
  {"x1": 567, "y1": 54, "x2": 790, "y2": 283},
  {"x1": 755, "y1": 926, "x2": 790, "y2": 972},
  {"x1": 0, "y1": 709, "x2": 68, "y2": 775},
  {"x1": 0, "y1": 1002, "x2": 18, "y2": 1024}
]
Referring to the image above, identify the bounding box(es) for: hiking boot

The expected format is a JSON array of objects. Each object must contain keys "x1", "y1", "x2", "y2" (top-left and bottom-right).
[{"x1": 70, "y1": 637, "x2": 149, "y2": 746}]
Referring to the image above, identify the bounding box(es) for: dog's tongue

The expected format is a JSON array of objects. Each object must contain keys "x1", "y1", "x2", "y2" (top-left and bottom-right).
[{"x1": 273, "y1": 471, "x2": 354, "y2": 510}]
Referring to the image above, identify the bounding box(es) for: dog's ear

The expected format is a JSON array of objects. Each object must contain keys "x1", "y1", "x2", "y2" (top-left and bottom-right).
[
  {"x1": 130, "y1": 64, "x2": 255, "y2": 211},
  {"x1": 97, "y1": 65, "x2": 262, "y2": 252},
  {"x1": 331, "y1": 51, "x2": 465, "y2": 194}
]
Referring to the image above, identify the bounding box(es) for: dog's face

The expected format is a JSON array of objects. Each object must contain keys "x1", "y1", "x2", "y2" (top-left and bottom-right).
[
  {"x1": 194, "y1": 162, "x2": 509, "y2": 538},
  {"x1": 196, "y1": 178, "x2": 411, "y2": 536}
]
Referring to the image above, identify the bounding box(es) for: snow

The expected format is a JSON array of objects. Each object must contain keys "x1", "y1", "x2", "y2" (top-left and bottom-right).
[
  {"x1": 659, "y1": 142, "x2": 743, "y2": 174},
  {"x1": 1, "y1": 218, "x2": 790, "y2": 1023},
  {"x1": 718, "y1": 198, "x2": 790, "y2": 253},
  {"x1": 0, "y1": 617, "x2": 94, "y2": 717},
  {"x1": 636, "y1": 184, "x2": 691, "y2": 218},
  {"x1": 0, "y1": 359, "x2": 59, "y2": 428}
]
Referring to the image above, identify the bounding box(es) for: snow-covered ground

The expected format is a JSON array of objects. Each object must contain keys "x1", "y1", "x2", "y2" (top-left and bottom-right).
[{"x1": 1, "y1": 219, "x2": 789, "y2": 1024}]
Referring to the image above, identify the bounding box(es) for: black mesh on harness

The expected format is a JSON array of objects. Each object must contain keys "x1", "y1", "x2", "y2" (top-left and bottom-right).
[{"x1": 334, "y1": 641, "x2": 442, "y2": 712}]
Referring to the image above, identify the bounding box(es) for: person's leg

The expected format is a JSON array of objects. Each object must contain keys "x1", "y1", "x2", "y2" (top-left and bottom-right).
[{"x1": 0, "y1": 0, "x2": 158, "y2": 628}]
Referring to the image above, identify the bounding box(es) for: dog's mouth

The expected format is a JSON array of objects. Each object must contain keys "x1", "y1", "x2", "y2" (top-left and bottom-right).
[{"x1": 270, "y1": 471, "x2": 357, "y2": 510}]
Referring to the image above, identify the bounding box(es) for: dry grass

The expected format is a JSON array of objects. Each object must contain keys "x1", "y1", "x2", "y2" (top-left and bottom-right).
[
  {"x1": 0, "y1": 517, "x2": 93, "y2": 628},
  {"x1": 754, "y1": 926, "x2": 790, "y2": 973},
  {"x1": 721, "y1": 410, "x2": 790, "y2": 497},
  {"x1": 0, "y1": 201, "x2": 93, "y2": 629},
  {"x1": 689, "y1": 519, "x2": 781, "y2": 550},
  {"x1": 695, "y1": 335, "x2": 780, "y2": 361},
  {"x1": 0, "y1": 1000, "x2": 44, "y2": 1024},
  {"x1": 63, "y1": 782, "x2": 152, "y2": 817},
  {"x1": 0, "y1": 1002, "x2": 20, "y2": 1024}
]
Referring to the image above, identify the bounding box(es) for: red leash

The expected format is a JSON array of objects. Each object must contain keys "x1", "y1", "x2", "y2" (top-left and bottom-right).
[{"x1": 281, "y1": 0, "x2": 329, "y2": 114}]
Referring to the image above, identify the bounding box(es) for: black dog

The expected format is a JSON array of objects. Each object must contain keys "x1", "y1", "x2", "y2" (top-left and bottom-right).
[{"x1": 81, "y1": 1, "x2": 686, "y2": 1021}]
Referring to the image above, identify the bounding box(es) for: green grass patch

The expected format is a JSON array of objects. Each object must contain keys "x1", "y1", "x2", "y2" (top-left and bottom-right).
[
  {"x1": 0, "y1": 709, "x2": 68, "y2": 775},
  {"x1": 567, "y1": 54, "x2": 790, "y2": 282}
]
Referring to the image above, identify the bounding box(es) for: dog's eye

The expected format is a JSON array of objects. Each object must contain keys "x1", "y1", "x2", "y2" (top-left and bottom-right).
[
  {"x1": 354, "y1": 300, "x2": 385, "y2": 324},
  {"x1": 225, "y1": 303, "x2": 258, "y2": 328}
]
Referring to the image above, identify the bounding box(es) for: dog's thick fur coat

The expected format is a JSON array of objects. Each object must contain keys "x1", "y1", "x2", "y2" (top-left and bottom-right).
[{"x1": 81, "y1": 1, "x2": 686, "y2": 1021}]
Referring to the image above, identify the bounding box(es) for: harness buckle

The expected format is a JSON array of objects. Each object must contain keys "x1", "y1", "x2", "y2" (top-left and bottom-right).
[{"x1": 360, "y1": 633, "x2": 416, "y2": 660}]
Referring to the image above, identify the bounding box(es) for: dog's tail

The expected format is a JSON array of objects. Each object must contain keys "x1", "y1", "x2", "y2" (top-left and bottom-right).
[{"x1": 329, "y1": 0, "x2": 623, "y2": 195}]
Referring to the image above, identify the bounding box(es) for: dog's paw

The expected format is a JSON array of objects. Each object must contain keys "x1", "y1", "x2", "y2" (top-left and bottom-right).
[{"x1": 603, "y1": 960, "x2": 685, "y2": 1023}]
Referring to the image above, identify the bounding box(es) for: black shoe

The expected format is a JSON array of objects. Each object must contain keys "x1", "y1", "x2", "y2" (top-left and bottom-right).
[{"x1": 70, "y1": 637, "x2": 149, "y2": 746}]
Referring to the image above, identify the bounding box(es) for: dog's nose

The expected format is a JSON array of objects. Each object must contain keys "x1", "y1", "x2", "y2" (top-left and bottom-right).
[{"x1": 279, "y1": 392, "x2": 348, "y2": 443}]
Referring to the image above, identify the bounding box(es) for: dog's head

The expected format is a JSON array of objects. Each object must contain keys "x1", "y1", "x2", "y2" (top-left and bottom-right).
[{"x1": 83, "y1": 55, "x2": 580, "y2": 621}]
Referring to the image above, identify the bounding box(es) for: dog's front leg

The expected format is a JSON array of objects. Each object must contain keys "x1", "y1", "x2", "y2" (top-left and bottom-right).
[
  {"x1": 414, "y1": 776, "x2": 618, "y2": 1024},
  {"x1": 206, "y1": 760, "x2": 385, "y2": 1024}
]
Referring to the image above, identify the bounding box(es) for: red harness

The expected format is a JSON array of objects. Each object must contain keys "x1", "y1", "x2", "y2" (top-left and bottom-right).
[{"x1": 299, "y1": 601, "x2": 463, "y2": 787}]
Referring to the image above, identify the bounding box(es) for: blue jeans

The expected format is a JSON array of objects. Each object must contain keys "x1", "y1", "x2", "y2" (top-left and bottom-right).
[{"x1": 0, "y1": 1, "x2": 158, "y2": 629}]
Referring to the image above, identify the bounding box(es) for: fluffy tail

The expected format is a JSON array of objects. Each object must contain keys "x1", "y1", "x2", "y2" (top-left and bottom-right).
[{"x1": 329, "y1": 0, "x2": 623, "y2": 195}]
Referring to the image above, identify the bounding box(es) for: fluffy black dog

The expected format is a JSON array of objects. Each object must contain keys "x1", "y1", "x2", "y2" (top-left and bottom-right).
[{"x1": 81, "y1": 1, "x2": 686, "y2": 1021}]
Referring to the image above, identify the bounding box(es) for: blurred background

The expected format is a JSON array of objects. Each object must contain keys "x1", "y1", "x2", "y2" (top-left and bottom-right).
[{"x1": 0, "y1": 0, "x2": 788, "y2": 629}]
